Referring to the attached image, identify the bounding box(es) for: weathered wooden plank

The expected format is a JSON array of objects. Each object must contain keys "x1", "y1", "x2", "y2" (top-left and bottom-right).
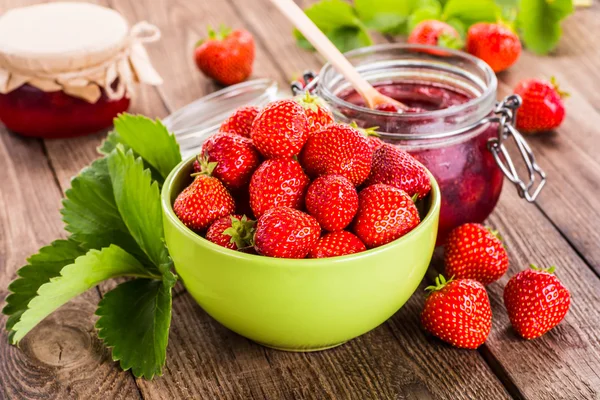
[{"x1": 0, "y1": 130, "x2": 141, "y2": 400}]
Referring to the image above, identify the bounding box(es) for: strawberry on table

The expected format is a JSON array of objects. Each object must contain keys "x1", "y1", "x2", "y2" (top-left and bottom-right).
[
  {"x1": 364, "y1": 143, "x2": 431, "y2": 200},
  {"x1": 251, "y1": 99, "x2": 310, "y2": 158},
  {"x1": 408, "y1": 20, "x2": 463, "y2": 49},
  {"x1": 254, "y1": 207, "x2": 321, "y2": 258},
  {"x1": 197, "y1": 132, "x2": 261, "y2": 191},
  {"x1": 353, "y1": 184, "x2": 420, "y2": 248},
  {"x1": 421, "y1": 275, "x2": 492, "y2": 349},
  {"x1": 294, "y1": 92, "x2": 334, "y2": 136},
  {"x1": 504, "y1": 265, "x2": 571, "y2": 339},
  {"x1": 309, "y1": 231, "x2": 366, "y2": 258},
  {"x1": 466, "y1": 23, "x2": 521, "y2": 73},
  {"x1": 173, "y1": 162, "x2": 235, "y2": 232},
  {"x1": 194, "y1": 26, "x2": 255, "y2": 86},
  {"x1": 300, "y1": 123, "x2": 373, "y2": 186},
  {"x1": 444, "y1": 223, "x2": 509, "y2": 285},
  {"x1": 206, "y1": 214, "x2": 255, "y2": 250},
  {"x1": 220, "y1": 106, "x2": 260, "y2": 137},
  {"x1": 249, "y1": 158, "x2": 310, "y2": 218},
  {"x1": 305, "y1": 175, "x2": 358, "y2": 232},
  {"x1": 514, "y1": 77, "x2": 567, "y2": 133}
]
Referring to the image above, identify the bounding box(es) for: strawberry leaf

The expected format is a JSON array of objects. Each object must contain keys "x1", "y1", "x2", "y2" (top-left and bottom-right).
[
  {"x1": 112, "y1": 114, "x2": 181, "y2": 181},
  {"x1": 517, "y1": 0, "x2": 573, "y2": 54},
  {"x1": 2, "y1": 239, "x2": 86, "y2": 341},
  {"x1": 61, "y1": 157, "x2": 153, "y2": 267},
  {"x1": 10, "y1": 245, "x2": 155, "y2": 344},
  {"x1": 407, "y1": 5, "x2": 442, "y2": 34},
  {"x1": 295, "y1": 0, "x2": 372, "y2": 53},
  {"x1": 107, "y1": 146, "x2": 174, "y2": 280},
  {"x1": 96, "y1": 277, "x2": 174, "y2": 379},
  {"x1": 442, "y1": 0, "x2": 499, "y2": 26},
  {"x1": 355, "y1": 0, "x2": 412, "y2": 34}
]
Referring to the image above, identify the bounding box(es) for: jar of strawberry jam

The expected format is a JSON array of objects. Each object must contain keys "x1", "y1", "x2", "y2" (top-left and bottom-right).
[
  {"x1": 0, "y1": 2, "x2": 163, "y2": 138},
  {"x1": 295, "y1": 44, "x2": 546, "y2": 244}
]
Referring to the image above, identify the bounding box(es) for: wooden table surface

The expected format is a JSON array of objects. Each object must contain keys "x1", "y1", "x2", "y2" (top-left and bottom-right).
[{"x1": 1, "y1": 1, "x2": 600, "y2": 399}]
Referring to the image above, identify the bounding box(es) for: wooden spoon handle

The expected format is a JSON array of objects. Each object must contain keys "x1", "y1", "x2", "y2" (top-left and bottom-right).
[{"x1": 270, "y1": 0, "x2": 388, "y2": 109}]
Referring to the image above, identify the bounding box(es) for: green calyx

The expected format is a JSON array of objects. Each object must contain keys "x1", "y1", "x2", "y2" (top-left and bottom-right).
[
  {"x1": 295, "y1": 91, "x2": 326, "y2": 113},
  {"x1": 196, "y1": 24, "x2": 232, "y2": 47},
  {"x1": 191, "y1": 154, "x2": 217, "y2": 178},
  {"x1": 437, "y1": 33, "x2": 464, "y2": 50},
  {"x1": 350, "y1": 121, "x2": 380, "y2": 138},
  {"x1": 486, "y1": 226, "x2": 503, "y2": 242},
  {"x1": 222, "y1": 215, "x2": 256, "y2": 250},
  {"x1": 530, "y1": 264, "x2": 556, "y2": 274},
  {"x1": 550, "y1": 76, "x2": 570, "y2": 99},
  {"x1": 425, "y1": 274, "x2": 454, "y2": 294}
]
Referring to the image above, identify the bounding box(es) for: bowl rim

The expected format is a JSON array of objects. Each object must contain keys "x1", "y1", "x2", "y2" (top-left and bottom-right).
[{"x1": 161, "y1": 154, "x2": 441, "y2": 267}]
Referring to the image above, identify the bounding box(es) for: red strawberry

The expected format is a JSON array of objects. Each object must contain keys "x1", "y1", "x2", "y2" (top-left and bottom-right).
[
  {"x1": 408, "y1": 20, "x2": 463, "y2": 49},
  {"x1": 305, "y1": 175, "x2": 358, "y2": 232},
  {"x1": 308, "y1": 231, "x2": 366, "y2": 258},
  {"x1": 195, "y1": 132, "x2": 261, "y2": 191},
  {"x1": 466, "y1": 23, "x2": 521, "y2": 73},
  {"x1": 206, "y1": 214, "x2": 255, "y2": 250},
  {"x1": 251, "y1": 99, "x2": 310, "y2": 158},
  {"x1": 249, "y1": 158, "x2": 309, "y2": 218},
  {"x1": 294, "y1": 92, "x2": 334, "y2": 135},
  {"x1": 504, "y1": 265, "x2": 571, "y2": 339},
  {"x1": 300, "y1": 123, "x2": 373, "y2": 186},
  {"x1": 173, "y1": 164, "x2": 235, "y2": 232},
  {"x1": 514, "y1": 77, "x2": 567, "y2": 133},
  {"x1": 220, "y1": 106, "x2": 260, "y2": 137},
  {"x1": 353, "y1": 184, "x2": 420, "y2": 248},
  {"x1": 364, "y1": 143, "x2": 431, "y2": 200},
  {"x1": 421, "y1": 275, "x2": 492, "y2": 349},
  {"x1": 444, "y1": 223, "x2": 508, "y2": 285},
  {"x1": 254, "y1": 207, "x2": 321, "y2": 258},
  {"x1": 194, "y1": 26, "x2": 255, "y2": 86},
  {"x1": 352, "y1": 123, "x2": 384, "y2": 151}
]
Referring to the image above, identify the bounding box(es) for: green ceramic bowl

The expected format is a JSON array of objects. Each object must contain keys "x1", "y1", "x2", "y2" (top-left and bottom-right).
[{"x1": 162, "y1": 156, "x2": 440, "y2": 351}]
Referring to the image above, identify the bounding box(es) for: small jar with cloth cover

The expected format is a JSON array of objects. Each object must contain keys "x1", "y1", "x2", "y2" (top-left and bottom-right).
[{"x1": 0, "y1": 2, "x2": 163, "y2": 138}]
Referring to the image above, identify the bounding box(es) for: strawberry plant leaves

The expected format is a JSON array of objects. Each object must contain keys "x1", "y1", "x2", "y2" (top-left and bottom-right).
[
  {"x1": 112, "y1": 114, "x2": 181, "y2": 180},
  {"x1": 107, "y1": 146, "x2": 173, "y2": 277},
  {"x1": 407, "y1": 5, "x2": 442, "y2": 34},
  {"x1": 355, "y1": 0, "x2": 412, "y2": 34},
  {"x1": 61, "y1": 157, "x2": 153, "y2": 268},
  {"x1": 442, "y1": 0, "x2": 499, "y2": 26},
  {"x1": 295, "y1": 0, "x2": 372, "y2": 53},
  {"x1": 10, "y1": 245, "x2": 155, "y2": 344},
  {"x1": 95, "y1": 278, "x2": 174, "y2": 379},
  {"x1": 2, "y1": 239, "x2": 86, "y2": 341},
  {"x1": 517, "y1": 0, "x2": 573, "y2": 54}
]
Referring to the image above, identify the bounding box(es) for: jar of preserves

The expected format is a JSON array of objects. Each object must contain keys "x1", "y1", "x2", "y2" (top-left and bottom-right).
[
  {"x1": 0, "y1": 2, "x2": 163, "y2": 138},
  {"x1": 296, "y1": 44, "x2": 546, "y2": 244}
]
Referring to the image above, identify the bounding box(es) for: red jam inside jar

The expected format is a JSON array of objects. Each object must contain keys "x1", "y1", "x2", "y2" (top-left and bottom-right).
[
  {"x1": 316, "y1": 44, "x2": 502, "y2": 244},
  {"x1": 0, "y1": 82, "x2": 130, "y2": 139}
]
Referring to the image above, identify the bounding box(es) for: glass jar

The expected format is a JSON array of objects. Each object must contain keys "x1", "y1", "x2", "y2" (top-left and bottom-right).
[
  {"x1": 0, "y1": 3, "x2": 162, "y2": 138},
  {"x1": 299, "y1": 44, "x2": 546, "y2": 244}
]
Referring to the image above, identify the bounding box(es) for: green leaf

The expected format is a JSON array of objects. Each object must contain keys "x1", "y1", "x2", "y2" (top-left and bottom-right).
[
  {"x1": 96, "y1": 278, "x2": 174, "y2": 379},
  {"x1": 355, "y1": 0, "x2": 412, "y2": 34},
  {"x1": 107, "y1": 146, "x2": 172, "y2": 279},
  {"x1": 61, "y1": 157, "x2": 152, "y2": 267},
  {"x1": 442, "y1": 0, "x2": 499, "y2": 26},
  {"x1": 407, "y1": 6, "x2": 442, "y2": 34},
  {"x1": 10, "y1": 245, "x2": 155, "y2": 344},
  {"x1": 296, "y1": 0, "x2": 373, "y2": 52},
  {"x1": 517, "y1": 0, "x2": 573, "y2": 54},
  {"x1": 445, "y1": 17, "x2": 467, "y2": 38},
  {"x1": 112, "y1": 114, "x2": 181, "y2": 180},
  {"x1": 2, "y1": 239, "x2": 86, "y2": 340},
  {"x1": 99, "y1": 131, "x2": 165, "y2": 185}
]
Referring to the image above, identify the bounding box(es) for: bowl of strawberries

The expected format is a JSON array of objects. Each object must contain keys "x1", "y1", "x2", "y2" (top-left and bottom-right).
[{"x1": 161, "y1": 95, "x2": 440, "y2": 351}]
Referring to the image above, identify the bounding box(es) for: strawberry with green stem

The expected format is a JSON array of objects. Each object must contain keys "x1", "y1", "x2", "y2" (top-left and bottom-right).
[
  {"x1": 421, "y1": 275, "x2": 492, "y2": 349},
  {"x1": 174, "y1": 158, "x2": 235, "y2": 232},
  {"x1": 504, "y1": 264, "x2": 571, "y2": 339},
  {"x1": 206, "y1": 214, "x2": 256, "y2": 250},
  {"x1": 514, "y1": 77, "x2": 567, "y2": 133},
  {"x1": 294, "y1": 92, "x2": 334, "y2": 136},
  {"x1": 408, "y1": 20, "x2": 463, "y2": 49},
  {"x1": 194, "y1": 25, "x2": 255, "y2": 86}
]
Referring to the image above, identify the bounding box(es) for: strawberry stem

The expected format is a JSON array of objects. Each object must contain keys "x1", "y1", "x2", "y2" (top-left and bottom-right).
[
  {"x1": 223, "y1": 215, "x2": 256, "y2": 249},
  {"x1": 350, "y1": 121, "x2": 380, "y2": 138},
  {"x1": 486, "y1": 226, "x2": 503, "y2": 242},
  {"x1": 425, "y1": 274, "x2": 454, "y2": 293},
  {"x1": 191, "y1": 154, "x2": 218, "y2": 177},
  {"x1": 550, "y1": 76, "x2": 570, "y2": 99},
  {"x1": 529, "y1": 264, "x2": 556, "y2": 274}
]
